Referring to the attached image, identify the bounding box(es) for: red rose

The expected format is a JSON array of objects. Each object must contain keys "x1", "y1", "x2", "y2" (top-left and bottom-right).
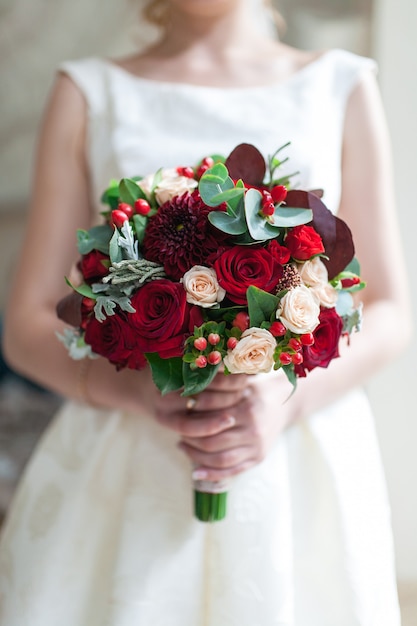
[
  {"x1": 294, "y1": 307, "x2": 344, "y2": 377},
  {"x1": 129, "y1": 279, "x2": 191, "y2": 358},
  {"x1": 285, "y1": 225, "x2": 325, "y2": 261},
  {"x1": 267, "y1": 240, "x2": 291, "y2": 264},
  {"x1": 213, "y1": 246, "x2": 282, "y2": 305},
  {"x1": 79, "y1": 251, "x2": 110, "y2": 282},
  {"x1": 84, "y1": 312, "x2": 146, "y2": 370}
]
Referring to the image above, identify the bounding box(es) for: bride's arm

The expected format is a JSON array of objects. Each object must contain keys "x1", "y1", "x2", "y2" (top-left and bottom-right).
[
  {"x1": 162, "y1": 72, "x2": 413, "y2": 482},
  {"x1": 2, "y1": 74, "x2": 159, "y2": 414}
]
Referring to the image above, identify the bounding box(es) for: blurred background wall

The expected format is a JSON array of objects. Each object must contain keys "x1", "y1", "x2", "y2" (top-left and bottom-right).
[{"x1": 0, "y1": 0, "x2": 416, "y2": 606}]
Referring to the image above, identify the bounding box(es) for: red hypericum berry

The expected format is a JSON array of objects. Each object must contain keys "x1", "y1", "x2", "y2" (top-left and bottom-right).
[
  {"x1": 196, "y1": 164, "x2": 210, "y2": 179},
  {"x1": 207, "y1": 350, "x2": 222, "y2": 366},
  {"x1": 261, "y1": 189, "x2": 272, "y2": 200},
  {"x1": 195, "y1": 355, "x2": 208, "y2": 368},
  {"x1": 341, "y1": 276, "x2": 361, "y2": 288},
  {"x1": 134, "y1": 198, "x2": 151, "y2": 215},
  {"x1": 208, "y1": 333, "x2": 220, "y2": 346},
  {"x1": 111, "y1": 209, "x2": 129, "y2": 228},
  {"x1": 262, "y1": 201, "x2": 275, "y2": 217},
  {"x1": 82, "y1": 297, "x2": 95, "y2": 312},
  {"x1": 300, "y1": 333, "x2": 314, "y2": 346},
  {"x1": 118, "y1": 202, "x2": 133, "y2": 219},
  {"x1": 271, "y1": 185, "x2": 287, "y2": 204},
  {"x1": 227, "y1": 337, "x2": 238, "y2": 350},
  {"x1": 288, "y1": 338, "x2": 302, "y2": 352},
  {"x1": 269, "y1": 321, "x2": 287, "y2": 337},
  {"x1": 232, "y1": 312, "x2": 250, "y2": 332},
  {"x1": 291, "y1": 352, "x2": 303, "y2": 365},
  {"x1": 194, "y1": 337, "x2": 208, "y2": 351},
  {"x1": 176, "y1": 166, "x2": 195, "y2": 179},
  {"x1": 202, "y1": 156, "x2": 214, "y2": 168},
  {"x1": 279, "y1": 352, "x2": 292, "y2": 366}
]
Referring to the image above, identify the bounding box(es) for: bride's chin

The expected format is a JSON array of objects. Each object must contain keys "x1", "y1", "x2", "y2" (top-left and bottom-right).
[{"x1": 167, "y1": 0, "x2": 241, "y2": 18}]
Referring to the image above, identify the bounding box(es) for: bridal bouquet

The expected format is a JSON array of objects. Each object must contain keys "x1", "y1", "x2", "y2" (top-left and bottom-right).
[{"x1": 57, "y1": 143, "x2": 364, "y2": 521}]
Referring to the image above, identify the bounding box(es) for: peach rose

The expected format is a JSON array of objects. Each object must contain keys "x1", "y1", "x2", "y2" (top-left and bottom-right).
[
  {"x1": 181, "y1": 266, "x2": 226, "y2": 308},
  {"x1": 224, "y1": 327, "x2": 276, "y2": 374},
  {"x1": 277, "y1": 285, "x2": 320, "y2": 334},
  {"x1": 138, "y1": 168, "x2": 198, "y2": 205},
  {"x1": 298, "y1": 258, "x2": 338, "y2": 308}
]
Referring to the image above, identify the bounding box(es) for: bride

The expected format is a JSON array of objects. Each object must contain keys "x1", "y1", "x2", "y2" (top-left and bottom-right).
[{"x1": 0, "y1": 0, "x2": 411, "y2": 624}]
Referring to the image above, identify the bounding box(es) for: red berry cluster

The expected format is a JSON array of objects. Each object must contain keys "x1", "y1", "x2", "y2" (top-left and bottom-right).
[
  {"x1": 176, "y1": 156, "x2": 215, "y2": 183},
  {"x1": 193, "y1": 333, "x2": 222, "y2": 368},
  {"x1": 111, "y1": 199, "x2": 151, "y2": 228},
  {"x1": 260, "y1": 185, "x2": 287, "y2": 219}
]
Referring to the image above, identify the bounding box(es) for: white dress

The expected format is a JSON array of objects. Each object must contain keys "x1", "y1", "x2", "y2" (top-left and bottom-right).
[{"x1": 0, "y1": 49, "x2": 401, "y2": 626}]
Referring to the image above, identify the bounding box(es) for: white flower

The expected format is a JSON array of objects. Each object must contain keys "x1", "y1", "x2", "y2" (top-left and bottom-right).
[
  {"x1": 181, "y1": 265, "x2": 226, "y2": 308},
  {"x1": 277, "y1": 284, "x2": 320, "y2": 334},
  {"x1": 138, "y1": 167, "x2": 198, "y2": 205},
  {"x1": 298, "y1": 258, "x2": 338, "y2": 308},
  {"x1": 224, "y1": 328, "x2": 276, "y2": 375}
]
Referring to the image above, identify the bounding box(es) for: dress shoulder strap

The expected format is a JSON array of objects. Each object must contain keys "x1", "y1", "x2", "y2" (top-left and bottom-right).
[
  {"x1": 58, "y1": 57, "x2": 109, "y2": 117},
  {"x1": 327, "y1": 48, "x2": 378, "y2": 101}
]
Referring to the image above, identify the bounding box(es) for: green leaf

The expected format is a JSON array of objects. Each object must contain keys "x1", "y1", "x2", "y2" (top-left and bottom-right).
[
  {"x1": 65, "y1": 277, "x2": 96, "y2": 299},
  {"x1": 132, "y1": 213, "x2": 148, "y2": 244},
  {"x1": 244, "y1": 188, "x2": 278, "y2": 241},
  {"x1": 119, "y1": 178, "x2": 145, "y2": 205},
  {"x1": 198, "y1": 163, "x2": 235, "y2": 207},
  {"x1": 109, "y1": 227, "x2": 123, "y2": 264},
  {"x1": 101, "y1": 179, "x2": 120, "y2": 209},
  {"x1": 77, "y1": 224, "x2": 113, "y2": 255},
  {"x1": 208, "y1": 209, "x2": 247, "y2": 235},
  {"x1": 343, "y1": 257, "x2": 361, "y2": 275},
  {"x1": 282, "y1": 364, "x2": 297, "y2": 397},
  {"x1": 182, "y1": 362, "x2": 220, "y2": 396},
  {"x1": 247, "y1": 286, "x2": 280, "y2": 327},
  {"x1": 209, "y1": 186, "x2": 245, "y2": 206},
  {"x1": 145, "y1": 353, "x2": 184, "y2": 395},
  {"x1": 272, "y1": 206, "x2": 313, "y2": 227}
]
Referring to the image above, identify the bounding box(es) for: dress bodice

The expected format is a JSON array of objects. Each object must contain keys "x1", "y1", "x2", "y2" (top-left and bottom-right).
[{"x1": 59, "y1": 49, "x2": 376, "y2": 218}]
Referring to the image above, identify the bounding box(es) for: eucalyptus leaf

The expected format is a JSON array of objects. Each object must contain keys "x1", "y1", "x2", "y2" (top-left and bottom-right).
[
  {"x1": 209, "y1": 187, "x2": 245, "y2": 206},
  {"x1": 198, "y1": 163, "x2": 235, "y2": 207},
  {"x1": 146, "y1": 353, "x2": 184, "y2": 395},
  {"x1": 343, "y1": 257, "x2": 361, "y2": 275},
  {"x1": 247, "y1": 286, "x2": 279, "y2": 327},
  {"x1": 244, "y1": 188, "x2": 277, "y2": 241},
  {"x1": 273, "y1": 206, "x2": 313, "y2": 227},
  {"x1": 77, "y1": 224, "x2": 113, "y2": 255},
  {"x1": 208, "y1": 209, "x2": 247, "y2": 235}
]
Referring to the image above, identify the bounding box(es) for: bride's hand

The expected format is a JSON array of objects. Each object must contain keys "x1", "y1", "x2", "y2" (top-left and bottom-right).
[{"x1": 155, "y1": 372, "x2": 295, "y2": 481}]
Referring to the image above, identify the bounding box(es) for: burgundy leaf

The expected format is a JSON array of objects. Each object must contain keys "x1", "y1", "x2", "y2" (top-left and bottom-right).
[
  {"x1": 56, "y1": 292, "x2": 83, "y2": 327},
  {"x1": 225, "y1": 143, "x2": 266, "y2": 186},
  {"x1": 286, "y1": 190, "x2": 354, "y2": 279}
]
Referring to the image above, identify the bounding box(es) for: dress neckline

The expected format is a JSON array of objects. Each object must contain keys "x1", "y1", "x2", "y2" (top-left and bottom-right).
[{"x1": 98, "y1": 48, "x2": 337, "y2": 93}]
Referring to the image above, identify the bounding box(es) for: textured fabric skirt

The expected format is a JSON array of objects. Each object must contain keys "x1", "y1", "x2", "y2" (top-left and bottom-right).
[{"x1": 0, "y1": 388, "x2": 400, "y2": 626}]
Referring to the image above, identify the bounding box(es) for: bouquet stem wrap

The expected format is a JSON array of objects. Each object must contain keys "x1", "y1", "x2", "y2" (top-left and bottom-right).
[{"x1": 193, "y1": 479, "x2": 229, "y2": 522}]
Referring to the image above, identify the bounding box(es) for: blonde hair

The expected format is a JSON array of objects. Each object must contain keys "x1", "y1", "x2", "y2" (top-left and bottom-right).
[{"x1": 142, "y1": 0, "x2": 286, "y2": 35}]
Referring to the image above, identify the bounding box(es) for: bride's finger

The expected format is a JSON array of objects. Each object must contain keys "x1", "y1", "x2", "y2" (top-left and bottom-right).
[
  {"x1": 191, "y1": 460, "x2": 256, "y2": 483},
  {"x1": 155, "y1": 409, "x2": 236, "y2": 437},
  {"x1": 178, "y1": 441, "x2": 253, "y2": 470}
]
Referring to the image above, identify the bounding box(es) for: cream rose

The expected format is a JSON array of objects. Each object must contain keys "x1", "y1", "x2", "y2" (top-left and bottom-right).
[
  {"x1": 224, "y1": 328, "x2": 276, "y2": 375},
  {"x1": 277, "y1": 284, "x2": 320, "y2": 334},
  {"x1": 138, "y1": 168, "x2": 198, "y2": 205},
  {"x1": 298, "y1": 258, "x2": 338, "y2": 308},
  {"x1": 181, "y1": 265, "x2": 226, "y2": 308},
  {"x1": 298, "y1": 257, "x2": 328, "y2": 287}
]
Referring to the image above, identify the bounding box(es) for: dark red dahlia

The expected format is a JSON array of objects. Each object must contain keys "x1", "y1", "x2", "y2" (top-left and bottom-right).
[{"x1": 142, "y1": 191, "x2": 223, "y2": 281}]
